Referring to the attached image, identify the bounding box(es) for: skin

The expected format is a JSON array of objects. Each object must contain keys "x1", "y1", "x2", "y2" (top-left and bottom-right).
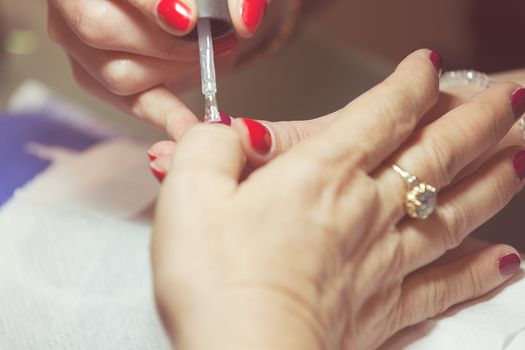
[
  {"x1": 46, "y1": 2, "x2": 525, "y2": 347},
  {"x1": 152, "y1": 50, "x2": 525, "y2": 349},
  {"x1": 46, "y1": 0, "x2": 525, "y2": 165},
  {"x1": 46, "y1": 0, "x2": 271, "y2": 141}
]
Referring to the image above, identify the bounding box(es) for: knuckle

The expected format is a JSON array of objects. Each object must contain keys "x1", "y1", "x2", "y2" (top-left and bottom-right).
[
  {"x1": 466, "y1": 101, "x2": 506, "y2": 142},
  {"x1": 100, "y1": 59, "x2": 139, "y2": 96},
  {"x1": 369, "y1": 86, "x2": 419, "y2": 138},
  {"x1": 436, "y1": 202, "x2": 472, "y2": 250},
  {"x1": 464, "y1": 265, "x2": 484, "y2": 297},
  {"x1": 421, "y1": 132, "x2": 459, "y2": 185},
  {"x1": 396, "y1": 51, "x2": 439, "y2": 99},
  {"x1": 484, "y1": 175, "x2": 513, "y2": 209},
  {"x1": 426, "y1": 274, "x2": 453, "y2": 315},
  {"x1": 72, "y1": 3, "x2": 112, "y2": 47},
  {"x1": 286, "y1": 158, "x2": 326, "y2": 187}
]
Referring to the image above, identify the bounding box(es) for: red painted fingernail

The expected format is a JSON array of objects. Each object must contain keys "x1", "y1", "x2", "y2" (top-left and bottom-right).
[
  {"x1": 241, "y1": 0, "x2": 268, "y2": 34},
  {"x1": 219, "y1": 112, "x2": 232, "y2": 126},
  {"x1": 429, "y1": 50, "x2": 443, "y2": 74},
  {"x1": 157, "y1": 0, "x2": 191, "y2": 32},
  {"x1": 147, "y1": 150, "x2": 157, "y2": 161},
  {"x1": 205, "y1": 112, "x2": 232, "y2": 126},
  {"x1": 499, "y1": 253, "x2": 521, "y2": 276},
  {"x1": 511, "y1": 88, "x2": 525, "y2": 119},
  {"x1": 513, "y1": 150, "x2": 525, "y2": 180},
  {"x1": 241, "y1": 118, "x2": 272, "y2": 155},
  {"x1": 150, "y1": 163, "x2": 165, "y2": 183}
]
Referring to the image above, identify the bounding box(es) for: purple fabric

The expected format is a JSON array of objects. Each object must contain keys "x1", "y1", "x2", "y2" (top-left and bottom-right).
[{"x1": 0, "y1": 112, "x2": 104, "y2": 206}]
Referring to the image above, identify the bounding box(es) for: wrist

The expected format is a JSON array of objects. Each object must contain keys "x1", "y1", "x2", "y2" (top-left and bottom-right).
[{"x1": 163, "y1": 288, "x2": 326, "y2": 350}]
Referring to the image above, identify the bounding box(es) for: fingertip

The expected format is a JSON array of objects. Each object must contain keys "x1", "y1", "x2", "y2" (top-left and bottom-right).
[
  {"x1": 157, "y1": 0, "x2": 198, "y2": 35},
  {"x1": 148, "y1": 140, "x2": 177, "y2": 161},
  {"x1": 230, "y1": 0, "x2": 269, "y2": 38},
  {"x1": 232, "y1": 118, "x2": 276, "y2": 167},
  {"x1": 494, "y1": 245, "x2": 522, "y2": 278},
  {"x1": 150, "y1": 162, "x2": 165, "y2": 183}
]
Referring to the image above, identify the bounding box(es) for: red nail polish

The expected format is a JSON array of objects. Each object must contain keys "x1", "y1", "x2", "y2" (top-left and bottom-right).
[
  {"x1": 147, "y1": 150, "x2": 157, "y2": 161},
  {"x1": 241, "y1": 118, "x2": 272, "y2": 155},
  {"x1": 241, "y1": 0, "x2": 268, "y2": 34},
  {"x1": 511, "y1": 88, "x2": 525, "y2": 119},
  {"x1": 219, "y1": 112, "x2": 232, "y2": 126},
  {"x1": 150, "y1": 164, "x2": 165, "y2": 183},
  {"x1": 205, "y1": 112, "x2": 232, "y2": 126},
  {"x1": 158, "y1": 0, "x2": 191, "y2": 32},
  {"x1": 499, "y1": 253, "x2": 521, "y2": 276},
  {"x1": 429, "y1": 51, "x2": 443, "y2": 74},
  {"x1": 513, "y1": 150, "x2": 525, "y2": 180}
]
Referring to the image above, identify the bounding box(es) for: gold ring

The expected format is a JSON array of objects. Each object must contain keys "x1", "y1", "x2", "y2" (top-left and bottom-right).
[{"x1": 391, "y1": 164, "x2": 438, "y2": 220}]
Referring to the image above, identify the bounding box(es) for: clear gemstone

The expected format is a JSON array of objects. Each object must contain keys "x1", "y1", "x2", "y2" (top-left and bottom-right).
[{"x1": 407, "y1": 184, "x2": 437, "y2": 219}]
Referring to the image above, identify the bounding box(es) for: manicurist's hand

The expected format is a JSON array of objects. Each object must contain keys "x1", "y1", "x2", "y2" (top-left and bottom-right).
[
  {"x1": 47, "y1": 0, "x2": 272, "y2": 138},
  {"x1": 151, "y1": 50, "x2": 525, "y2": 349}
]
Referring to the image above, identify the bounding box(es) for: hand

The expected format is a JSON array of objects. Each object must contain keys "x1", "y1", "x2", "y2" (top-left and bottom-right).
[
  {"x1": 147, "y1": 73, "x2": 525, "y2": 181},
  {"x1": 46, "y1": 0, "x2": 272, "y2": 138},
  {"x1": 151, "y1": 49, "x2": 525, "y2": 349}
]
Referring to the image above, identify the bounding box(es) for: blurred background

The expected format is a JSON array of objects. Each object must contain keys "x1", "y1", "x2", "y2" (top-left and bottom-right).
[{"x1": 0, "y1": 0, "x2": 524, "y2": 245}]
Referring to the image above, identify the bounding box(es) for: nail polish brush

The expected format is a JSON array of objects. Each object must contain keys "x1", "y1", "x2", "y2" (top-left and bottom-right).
[{"x1": 192, "y1": 0, "x2": 234, "y2": 123}]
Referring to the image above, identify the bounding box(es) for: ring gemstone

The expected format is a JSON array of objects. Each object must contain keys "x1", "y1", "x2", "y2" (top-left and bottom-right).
[{"x1": 405, "y1": 183, "x2": 438, "y2": 220}]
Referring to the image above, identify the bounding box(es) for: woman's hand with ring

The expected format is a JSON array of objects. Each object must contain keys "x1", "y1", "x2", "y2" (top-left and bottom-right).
[{"x1": 152, "y1": 49, "x2": 525, "y2": 349}]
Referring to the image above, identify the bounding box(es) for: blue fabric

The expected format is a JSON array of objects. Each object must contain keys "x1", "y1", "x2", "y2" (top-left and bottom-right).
[{"x1": 0, "y1": 112, "x2": 104, "y2": 206}]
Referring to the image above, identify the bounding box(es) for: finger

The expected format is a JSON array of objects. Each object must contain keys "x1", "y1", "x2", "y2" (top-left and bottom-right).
[
  {"x1": 50, "y1": 7, "x2": 199, "y2": 96},
  {"x1": 285, "y1": 49, "x2": 442, "y2": 173},
  {"x1": 49, "y1": 6, "x2": 239, "y2": 96},
  {"x1": 148, "y1": 140, "x2": 177, "y2": 161},
  {"x1": 397, "y1": 244, "x2": 521, "y2": 331},
  {"x1": 453, "y1": 123, "x2": 524, "y2": 183},
  {"x1": 377, "y1": 83, "x2": 524, "y2": 221},
  {"x1": 229, "y1": 0, "x2": 270, "y2": 37},
  {"x1": 150, "y1": 153, "x2": 172, "y2": 182},
  {"x1": 126, "y1": 0, "x2": 199, "y2": 36},
  {"x1": 231, "y1": 114, "x2": 336, "y2": 166},
  {"x1": 67, "y1": 56, "x2": 198, "y2": 140},
  {"x1": 164, "y1": 124, "x2": 246, "y2": 193},
  {"x1": 421, "y1": 88, "x2": 525, "y2": 185},
  {"x1": 50, "y1": 0, "x2": 203, "y2": 61},
  {"x1": 399, "y1": 146, "x2": 525, "y2": 274}
]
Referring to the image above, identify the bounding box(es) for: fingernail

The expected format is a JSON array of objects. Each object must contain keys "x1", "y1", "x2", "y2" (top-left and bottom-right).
[
  {"x1": 241, "y1": 0, "x2": 268, "y2": 34},
  {"x1": 429, "y1": 50, "x2": 443, "y2": 74},
  {"x1": 150, "y1": 162, "x2": 166, "y2": 183},
  {"x1": 499, "y1": 253, "x2": 521, "y2": 276},
  {"x1": 205, "y1": 112, "x2": 232, "y2": 126},
  {"x1": 241, "y1": 118, "x2": 272, "y2": 155},
  {"x1": 157, "y1": 0, "x2": 191, "y2": 32},
  {"x1": 511, "y1": 88, "x2": 525, "y2": 119},
  {"x1": 147, "y1": 150, "x2": 157, "y2": 161},
  {"x1": 219, "y1": 112, "x2": 232, "y2": 126},
  {"x1": 513, "y1": 150, "x2": 525, "y2": 180}
]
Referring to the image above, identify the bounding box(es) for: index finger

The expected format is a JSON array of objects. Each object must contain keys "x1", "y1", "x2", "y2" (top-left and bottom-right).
[{"x1": 288, "y1": 49, "x2": 442, "y2": 173}]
